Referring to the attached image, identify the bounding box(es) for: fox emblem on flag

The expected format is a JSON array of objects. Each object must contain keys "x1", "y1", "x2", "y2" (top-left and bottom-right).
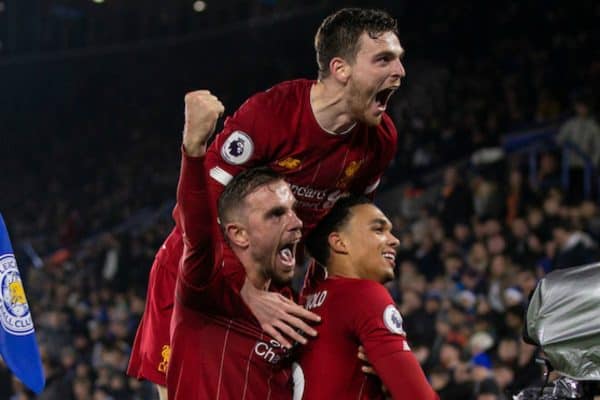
[{"x1": 0, "y1": 213, "x2": 45, "y2": 394}]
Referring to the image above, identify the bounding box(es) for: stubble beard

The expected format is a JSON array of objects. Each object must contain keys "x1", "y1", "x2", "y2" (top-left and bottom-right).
[{"x1": 348, "y1": 79, "x2": 381, "y2": 127}]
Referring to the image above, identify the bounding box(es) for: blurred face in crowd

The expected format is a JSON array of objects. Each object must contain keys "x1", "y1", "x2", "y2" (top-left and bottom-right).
[
  {"x1": 492, "y1": 365, "x2": 514, "y2": 390},
  {"x1": 453, "y1": 223, "x2": 471, "y2": 243},
  {"x1": 400, "y1": 289, "x2": 422, "y2": 314},
  {"x1": 486, "y1": 234, "x2": 506, "y2": 255},
  {"x1": 511, "y1": 218, "x2": 529, "y2": 239},
  {"x1": 444, "y1": 256, "x2": 463, "y2": 277},
  {"x1": 399, "y1": 260, "x2": 417, "y2": 275},
  {"x1": 484, "y1": 219, "x2": 502, "y2": 236},
  {"x1": 425, "y1": 296, "x2": 441, "y2": 314},
  {"x1": 552, "y1": 227, "x2": 569, "y2": 247},
  {"x1": 346, "y1": 31, "x2": 405, "y2": 126},
  {"x1": 441, "y1": 238, "x2": 460, "y2": 257},
  {"x1": 509, "y1": 169, "x2": 523, "y2": 188},
  {"x1": 527, "y1": 208, "x2": 543, "y2": 228},
  {"x1": 543, "y1": 197, "x2": 561, "y2": 216},
  {"x1": 443, "y1": 167, "x2": 459, "y2": 186},
  {"x1": 468, "y1": 242, "x2": 489, "y2": 270},
  {"x1": 439, "y1": 343, "x2": 461, "y2": 368},
  {"x1": 73, "y1": 378, "x2": 92, "y2": 400},
  {"x1": 490, "y1": 254, "x2": 508, "y2": 278},
  {"x1": 497, "y1": 338, "x2": 518, "y2": 363},
  {"x1": 517, "y1": 270, "x2": 537, "y2": 296}
]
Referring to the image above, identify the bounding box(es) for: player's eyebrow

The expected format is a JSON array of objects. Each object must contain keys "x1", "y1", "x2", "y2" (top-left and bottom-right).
[
  {"x1": 265, "y1": 206, "x2": 287, "y2": 219},
  {"x1": 373, "y1": 48, "x2": 405, "y2": 61},
  {"x1": 370, "y1": 218, "x2": 392, "y2": 229}
]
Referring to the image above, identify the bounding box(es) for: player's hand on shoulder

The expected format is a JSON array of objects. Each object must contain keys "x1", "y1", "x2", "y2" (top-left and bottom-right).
[
  {"x1": 240, "y1": 278, "x2": 321, "y2": 349},
  {"x1": 183, "y1": 90, "x2": 225, "y2": 156}
]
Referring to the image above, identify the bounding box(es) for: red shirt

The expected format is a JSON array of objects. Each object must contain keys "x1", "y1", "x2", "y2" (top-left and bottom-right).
[
  {"x1": 167, "y1": 153, "x2": 293, "y2": 400},
  {"x1": 296, "y1": 276, "x2": 439, "y2": 400},
  {"x1": 205, "y1": 79, "x2": 397, "y2": 234}
]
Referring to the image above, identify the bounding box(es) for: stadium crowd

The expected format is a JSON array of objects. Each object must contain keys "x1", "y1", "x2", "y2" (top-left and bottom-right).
[{"x1": 1, "y1": 1, "x2": 599, "y2": 399}]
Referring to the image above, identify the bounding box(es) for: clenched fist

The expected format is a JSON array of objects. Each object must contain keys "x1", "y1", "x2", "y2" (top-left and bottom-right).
[{"x1": 183, "y1": 90, "x2": 225, "y2": 157}]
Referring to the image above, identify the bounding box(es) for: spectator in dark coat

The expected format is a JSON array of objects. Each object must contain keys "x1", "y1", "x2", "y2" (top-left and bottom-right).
[{"x1": 552, "y1": 222, "x2": 599, "y2": 269}]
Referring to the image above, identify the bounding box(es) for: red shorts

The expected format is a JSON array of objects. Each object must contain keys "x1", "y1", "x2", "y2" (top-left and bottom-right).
[{"x1": 127, "y1": 230, "x2": 182, "y2": 386}]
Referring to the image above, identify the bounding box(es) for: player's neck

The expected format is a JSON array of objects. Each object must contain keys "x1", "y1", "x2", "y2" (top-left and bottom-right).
[
  {"x1": 326, "y1": 258, "x2": 360, "y2": 280},
  {"x1": 238, "y1": 253, "x2": 271, "y2": 290},
  {"x1": 310, "y1": 80, "x2": 356, "y2": 134}
]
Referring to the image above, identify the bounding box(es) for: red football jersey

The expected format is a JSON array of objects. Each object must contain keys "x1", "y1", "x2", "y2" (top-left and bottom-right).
[
  {"x1": 296, "y1": 276, "x2": 439, "y2": 400},
  {"x1": 205, "y1": 79, "x2": 397, "y2": 233},
  {"x1": 167, "y1": 153, "x2": 293, "y2": 400}
]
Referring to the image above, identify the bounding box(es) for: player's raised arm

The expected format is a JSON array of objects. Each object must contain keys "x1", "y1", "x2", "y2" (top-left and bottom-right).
[
  {"x1": 176, "y1": 90, "x2": 224, "y2": 251},
  {"x1": 182, "y1": 90, "x2": 225, "y2": 157}
]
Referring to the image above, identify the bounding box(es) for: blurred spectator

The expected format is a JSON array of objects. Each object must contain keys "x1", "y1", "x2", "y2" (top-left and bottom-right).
[
  {"x1": 552, "y1": 222, "x2": 599, "y2": 269},
  {"x1": 556, "y1": 93, "x2": 600, "y2": 203},
  {"x1": 438, "y1": 166, "x2": 474, "y2": 233},
  {"x1": 535, "y1": 152, "x2": 562, "y2": 196},
  {"x1": 505, "y1": 169, "x2": 537, "y2": 225}
]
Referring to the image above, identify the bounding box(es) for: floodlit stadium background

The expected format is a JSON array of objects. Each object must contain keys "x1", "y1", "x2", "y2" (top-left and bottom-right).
[{"x1": 1, "y1": 0, "x2": 599, "y2": 398}]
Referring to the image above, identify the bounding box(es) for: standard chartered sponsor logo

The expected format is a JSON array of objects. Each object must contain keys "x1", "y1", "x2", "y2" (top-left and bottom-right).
[
  {"x1": 290, "y1": 185, "x2": 346, "y2": 209},
  {"x1": 290, "y1": 185, "x2": 327, "y2": 200},
  {"x1": 254, "y1": 339, "x2": 283, "y2": 364}
]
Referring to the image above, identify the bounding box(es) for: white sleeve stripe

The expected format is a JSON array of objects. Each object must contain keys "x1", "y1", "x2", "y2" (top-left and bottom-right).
[
  {"x1": 209, "y1": 166, "x2": 234, "y2": 186},
  {"x1": 364, "y1": 178, "x2": 381, "y2": 194}
]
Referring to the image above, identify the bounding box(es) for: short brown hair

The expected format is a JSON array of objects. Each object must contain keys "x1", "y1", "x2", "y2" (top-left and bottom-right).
[
  {"x1": 314, "y1": 8, "x2": 398, "y2": 79},
  {"x1": 218, "y1": 167, "x2": 282, "y2": 225}
]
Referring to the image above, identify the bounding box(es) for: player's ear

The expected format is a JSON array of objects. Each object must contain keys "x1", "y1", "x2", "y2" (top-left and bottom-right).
[
  {"x1": 329, "y1": 57, "x2": 351, "y2": 84},
  {"x1": 225, "y1": 223, "x2": 249, "y2": 248},
  {"x1": 328, "y1": 231, "x2": 349, "y2": 255}
]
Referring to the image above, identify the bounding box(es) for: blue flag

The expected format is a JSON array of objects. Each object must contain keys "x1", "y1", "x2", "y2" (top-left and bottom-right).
[{"x1": 0, "y1": 213, "x2": 45, "y2": 394}]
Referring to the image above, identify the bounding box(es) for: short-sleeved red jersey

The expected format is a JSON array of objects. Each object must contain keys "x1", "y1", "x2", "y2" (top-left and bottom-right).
[
  {"x1": 296, "y1": 276, "x2": 439, "y2": 400},
  {"x1": 205, "y1": 79, "x2": 397, "y2": 233},
  {"x1": 167, "y1": 153, "x2": 294, "y2": 400}
]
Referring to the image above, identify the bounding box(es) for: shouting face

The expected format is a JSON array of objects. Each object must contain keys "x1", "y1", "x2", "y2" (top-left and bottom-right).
[{"x1": 346, "y1": 31, "x2": 405, "y2": 126}]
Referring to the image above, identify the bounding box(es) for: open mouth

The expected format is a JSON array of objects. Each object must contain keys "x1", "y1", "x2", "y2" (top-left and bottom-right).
[
  {"x1": 374, "y1": 86, "x2": 398, "y2": 111},
  {"x1": 277, "y1": 242, "x2": 297, "y2": 268}
]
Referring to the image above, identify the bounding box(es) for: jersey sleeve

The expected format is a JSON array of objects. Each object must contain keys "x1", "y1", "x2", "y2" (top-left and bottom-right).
[
  {"x1": 353, "y1": 282, "x2": 438, "y2": 400},
  {"x1": 175, "y1": 149, "x2": 219, "y2": 286},
  {"x1": 204, "y1": 93, "x2": 276, "y2": 205}
]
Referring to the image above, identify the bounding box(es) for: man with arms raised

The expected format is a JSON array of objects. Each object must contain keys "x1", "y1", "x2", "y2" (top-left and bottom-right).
[
  {"x1": 128, "y1": 7, "x2": 406, "y2": 397},
  {"x1": 297, "y1": 196, "x2": 439, "y2": 399},
  {"x1": 168, "y1": 90, "x2": 303, "y2": 399}
]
